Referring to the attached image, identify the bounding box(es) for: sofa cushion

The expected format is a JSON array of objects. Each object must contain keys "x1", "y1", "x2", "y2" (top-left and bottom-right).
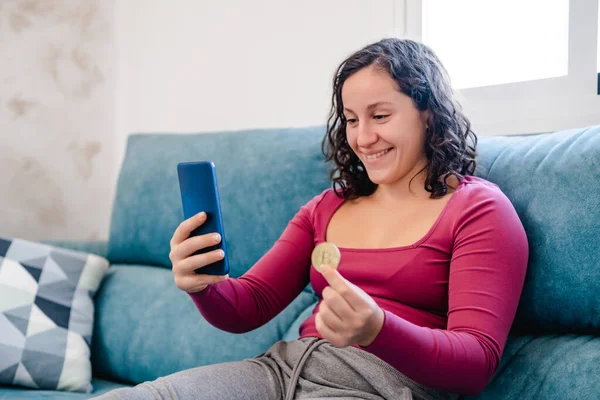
[
  {"x1": 107, "y1": 126, "x2": 332, "y2": 279},
  {"x1": 0, "y1": 237, "x2": 109, "y2": 393},
  {"x1": 282, "y1": 299, "x2": 319, "y2": 342},
  {"x1": 465, "y1": 334, "x2": 600, "y2": 399},
  {"x1": 473, "y1": 126, "x2": 600, "y2": 334},
  {"x1": 91, "y1": 264, "x2": 318, "y2": 385},
  {"x1": 0, "y1": 378, "x2": 128, "y2": 399}
]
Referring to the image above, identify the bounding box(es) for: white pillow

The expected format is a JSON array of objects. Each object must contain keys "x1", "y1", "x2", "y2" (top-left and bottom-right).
[{"x1": 0, "y1": 236, "x2": 109, "y2": 393}]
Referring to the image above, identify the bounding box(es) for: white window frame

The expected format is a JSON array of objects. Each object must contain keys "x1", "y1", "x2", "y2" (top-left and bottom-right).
[{"x1": 394, "y1": 0, "x2": 600, "y2": 136}]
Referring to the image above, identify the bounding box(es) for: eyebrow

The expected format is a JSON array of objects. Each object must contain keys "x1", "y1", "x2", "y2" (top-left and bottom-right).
[{"x1": 343, "y1": 102, "x2": 394, "y2": 113}]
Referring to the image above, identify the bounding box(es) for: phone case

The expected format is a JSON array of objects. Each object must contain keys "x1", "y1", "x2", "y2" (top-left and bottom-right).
[{"x1": 177, "y1": 161, "x2": 229, "y2": 276}]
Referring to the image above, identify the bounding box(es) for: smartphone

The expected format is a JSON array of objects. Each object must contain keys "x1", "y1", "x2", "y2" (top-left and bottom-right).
[{"x1": 177, "y1": 161, "x2": 229, "y2": 276}]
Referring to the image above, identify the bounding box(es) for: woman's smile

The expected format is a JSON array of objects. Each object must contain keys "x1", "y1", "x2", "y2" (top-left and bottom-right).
[{"x1": 363, "y1": 147, "x2": 394, "y2": 166}]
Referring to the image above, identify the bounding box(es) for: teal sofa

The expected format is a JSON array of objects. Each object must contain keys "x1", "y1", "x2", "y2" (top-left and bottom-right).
[{"x1": 1, "y1": 124, "x2": 599, "y2": 399}]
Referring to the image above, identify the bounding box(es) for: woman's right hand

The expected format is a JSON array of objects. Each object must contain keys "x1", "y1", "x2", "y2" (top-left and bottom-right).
[{"x1": 169, "y1": 211, "x2": 229, "y2": 293}]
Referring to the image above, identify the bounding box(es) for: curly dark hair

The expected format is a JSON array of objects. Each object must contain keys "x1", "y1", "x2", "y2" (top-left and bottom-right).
[{"x1": 321, "y1": 38, "x2": 477, "y2": 200}]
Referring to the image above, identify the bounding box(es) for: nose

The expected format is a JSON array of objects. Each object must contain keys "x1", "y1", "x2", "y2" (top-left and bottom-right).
[{"x1": 356, "y1": 121, "x2": 378, "y2": 149}]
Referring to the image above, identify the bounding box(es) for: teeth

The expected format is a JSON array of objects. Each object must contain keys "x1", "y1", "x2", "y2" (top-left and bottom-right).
[{"x1": 365, "y1": 148, "x2": 391, "y2": 160}]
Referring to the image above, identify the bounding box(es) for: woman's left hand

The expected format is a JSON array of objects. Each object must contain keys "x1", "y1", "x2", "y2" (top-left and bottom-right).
[{"x1": 314, "y1": 264, "x2": 385, "y2": 348}]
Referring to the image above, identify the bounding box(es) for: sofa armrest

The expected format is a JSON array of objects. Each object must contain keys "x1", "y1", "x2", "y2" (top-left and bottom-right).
[{"x1": 40, "y1": 240, "x2": 109, "y2": 260}]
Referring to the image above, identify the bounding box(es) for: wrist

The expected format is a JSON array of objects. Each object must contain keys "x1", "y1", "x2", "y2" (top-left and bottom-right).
[{"x1": 359, "y1": 307, "x2": 385, "y2": 347}]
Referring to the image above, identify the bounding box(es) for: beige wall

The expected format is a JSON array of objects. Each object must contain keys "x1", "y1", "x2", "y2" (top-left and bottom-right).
[
  {"x1": 1, "y1": 0, "x2": 399, "y2": 242},
  {"x1": 113, "y1": 0, "x2": 399, "y2": 171},
  {"x1": 2, "y1": 0, "x2": 596, "y2": 243},
  {"x1": 0, "y1": 0, "x2": 115, "y2": 242}
]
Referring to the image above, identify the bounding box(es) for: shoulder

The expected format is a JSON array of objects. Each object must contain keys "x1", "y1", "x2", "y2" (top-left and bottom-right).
[
  {"x1": 451, "y1": 175, "x2": 525, "y2": 234},
  {"x1": 299, "y1": 188, "x2": 336, "y2": 215},
  {"x1": 294, "y1": 187, "x2": 344, "y2": 230},
  {"x1": 454, "y1": 175, "x2": 510, "y2": 207},
  {"x1": 301, "y1": 187, "x2": 340, "y2": 214},
  {"x1": 449, "y1": 176, "x2": 529, "y2": 268}
]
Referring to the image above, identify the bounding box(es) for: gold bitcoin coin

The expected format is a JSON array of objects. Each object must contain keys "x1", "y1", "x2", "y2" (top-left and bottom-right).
[{"x1": 311, "y1": 242, "x2": 341, "y2": 271}]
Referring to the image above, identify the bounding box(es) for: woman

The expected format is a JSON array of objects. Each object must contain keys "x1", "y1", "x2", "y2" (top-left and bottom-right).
[{"x1": 97, "y1": 38, "x2": 528, "y2": 400}]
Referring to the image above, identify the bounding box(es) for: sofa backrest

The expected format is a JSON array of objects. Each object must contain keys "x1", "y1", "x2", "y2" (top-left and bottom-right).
[
  {"x1": 107, "y1": 124, "x2": 600, "y2": 335},
  {"x1": 107, "y1": 126, "x2": 332, "y2": 279},
  {"x1": 472, "y1": 125, "x2": 600, "y2": 335}
]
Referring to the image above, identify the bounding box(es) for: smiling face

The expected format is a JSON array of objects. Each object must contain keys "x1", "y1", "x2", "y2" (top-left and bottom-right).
[{"x1": 342, "y1": 65, "x2": 429, "y2": 189}]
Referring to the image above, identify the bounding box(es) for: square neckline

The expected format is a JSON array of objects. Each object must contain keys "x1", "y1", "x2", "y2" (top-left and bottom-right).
[{"x1": 321, "y1": 178, "x2": 468, "y2": 253}]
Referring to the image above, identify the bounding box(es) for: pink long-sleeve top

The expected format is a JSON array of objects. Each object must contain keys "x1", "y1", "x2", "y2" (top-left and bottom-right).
[{"x1": 190, "y1": 175, "x2": 529, "y2": 396}]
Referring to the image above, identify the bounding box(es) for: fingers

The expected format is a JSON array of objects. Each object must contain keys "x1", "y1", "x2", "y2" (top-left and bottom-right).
[
  {"x1": 317, "y1": 264, "x2": 360, "y2": 311},
  {"x1": 175, "y1": 273, "x2": 229, "y2": 293},
  {"x1": 171, "y1": 211, "x2": 207, "y2": 248},
  {"x1": 172, "y1": 248, "x2": 227, "y2": 293},
  {"x1": 315, "y1": 310, "x2": 346, "y2": 348},
  {"x1": 318, "y1": 299, "x2": 346, "y2": 332},
  {"x1": 170, "y1": 211, "x2": 229, "y2": 294},
  {"x1": 170, "y1": 232, "x2": 221, "y2": 262},
  {"x1": 318, "y1": 264, "x2": 347, "y2": 292},
  {"x1": 321, "y1": 286, "x2": 352, "y2": 320},
  {"x1": 177, "y1": 249, "x2": 225, "y2": 274},
  {"x1": 315, "y1": 308, "x2": 336, "y2": 335}
]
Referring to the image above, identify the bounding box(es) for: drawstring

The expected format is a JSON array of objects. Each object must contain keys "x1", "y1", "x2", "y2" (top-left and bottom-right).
[{"x1": 284, "y1": 337, "x2": 327, "y2": 400}]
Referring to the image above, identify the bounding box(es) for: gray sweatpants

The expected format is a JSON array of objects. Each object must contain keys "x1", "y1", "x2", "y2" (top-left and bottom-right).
[{"x1": 92, "y1": 337, "x2": 460, "y2": 400}]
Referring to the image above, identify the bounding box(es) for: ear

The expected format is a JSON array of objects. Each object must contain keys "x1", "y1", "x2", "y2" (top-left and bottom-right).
[{"x1": 421, "y1": 110, "x2": 430, "y2": 130}]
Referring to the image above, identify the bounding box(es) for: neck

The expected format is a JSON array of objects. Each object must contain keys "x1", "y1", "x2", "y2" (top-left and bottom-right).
[{"x1": 370, "y1": 162, "x2": 431, "y2": 208}]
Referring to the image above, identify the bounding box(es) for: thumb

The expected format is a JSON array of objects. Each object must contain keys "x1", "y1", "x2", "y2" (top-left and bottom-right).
[
  {"x1": 315, "y1": 263, "x2": 333, "y2": 274},
  {"x1": 317, "y1": 264, "x2": 347, "y2": 291}
]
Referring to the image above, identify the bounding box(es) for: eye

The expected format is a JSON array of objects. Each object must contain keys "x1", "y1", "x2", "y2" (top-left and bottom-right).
[
  {"x1": 345, "y1": 118, "x2": 357, "y2": 124},
  {"x1": 374, "y1": 114, "x2": 390, "y2": 120}
]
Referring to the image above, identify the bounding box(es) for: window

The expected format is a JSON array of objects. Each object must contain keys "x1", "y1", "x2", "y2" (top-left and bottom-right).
[
  {"x1": 421, "y1": 0, "x2": 569, "y2": 90},
  {"x1": 399, "y1": 0, "x2": 600, "y2": 135}
]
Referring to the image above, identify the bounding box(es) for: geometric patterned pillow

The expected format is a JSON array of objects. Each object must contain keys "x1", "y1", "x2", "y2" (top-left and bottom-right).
[{"x1": 0, "y1": 236, "x2": 109, "y2": 393}]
